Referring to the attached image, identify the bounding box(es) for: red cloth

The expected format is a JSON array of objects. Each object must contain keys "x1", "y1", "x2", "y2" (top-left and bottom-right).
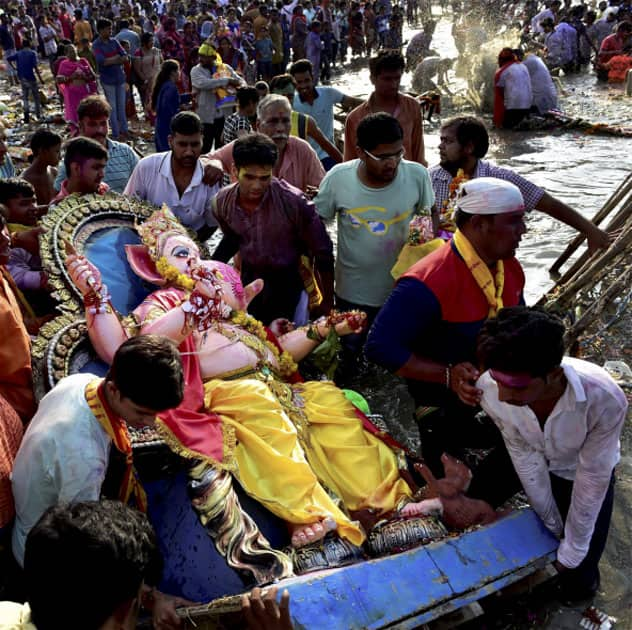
[
  {"x1": 145, "y1": 289, "x2": 228, "y2": 464},
  {"x1": 493, "y1": 61, "x2": 515, "y2": 128}
]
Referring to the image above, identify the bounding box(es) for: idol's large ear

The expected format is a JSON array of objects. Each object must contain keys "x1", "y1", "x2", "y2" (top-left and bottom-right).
[
  {"x1": 244, "y1": 278, "x2": 264, "y2": 306},
  {"x1": 125, "y1": 244, "x2": 166, "y2": 286}
]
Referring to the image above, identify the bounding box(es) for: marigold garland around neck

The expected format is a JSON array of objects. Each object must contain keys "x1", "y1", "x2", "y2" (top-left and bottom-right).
[
  {"x1": 231, "y1": 310, "x2": 298, "y2": 377},
  {"x1": 156, "y1": 257, "x2": 196, "y2": 290},
  {"x1": 452, "y1": 229, "x2": 505, "y2": 318},
  {"x1": 84, "y1": 379, "x2": 148, "y2": 512},
  {"x1": 440, "y1": 168, "x2": 469, "y2": 234}
]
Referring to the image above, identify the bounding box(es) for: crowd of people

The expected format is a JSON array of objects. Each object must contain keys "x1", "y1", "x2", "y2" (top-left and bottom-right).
[{"x1": 0, "y1": 0, "x2": 629, "y2": 626}]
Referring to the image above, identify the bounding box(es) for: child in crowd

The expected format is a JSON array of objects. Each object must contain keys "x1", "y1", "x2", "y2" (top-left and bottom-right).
[
  {"x1": 255, "y1": 25, "x2": 275, "y2": 82},
  {"x1": 0, "y1": 180, "x2": 53, "y2": 316},
  {"x1": 321, "y1": 21, "x2": 334, "y2": 83},
  {"x1": 306, "y1": 20, "x2": 323, "y2": 83},
  {"x1": 21, "y1": 129, "x2": 62, "y2": 206}
]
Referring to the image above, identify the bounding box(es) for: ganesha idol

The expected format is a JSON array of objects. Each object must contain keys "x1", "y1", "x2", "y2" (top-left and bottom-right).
[{"x1": 65, "y1": 206, "x2": 453, "y2": 569}]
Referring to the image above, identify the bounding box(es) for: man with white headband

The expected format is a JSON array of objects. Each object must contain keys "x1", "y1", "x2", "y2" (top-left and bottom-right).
[
  {"x1": 477, "y1": 306, "x2": 626, "y2": 604},
  {"x1": 366, "y1": 177, "x2": 526, "y2": 508}
]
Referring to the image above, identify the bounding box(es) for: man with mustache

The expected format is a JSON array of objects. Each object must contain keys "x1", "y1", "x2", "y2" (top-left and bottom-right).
[
  {"x1": 366, "y1": 177, "x2": 527, "y2": 509},
  {"x1": 54, "y1": 95, "x2": 139, "y2": 194},
  {"x1": 123, "y1": 112, "x2": 219, "y2": 240},
  {"x1": 431, "y1": 116, "x2": 609, "y2": 253},
  {"x1": 203, "y1": 94, "x2": 325, "y2": 193}
]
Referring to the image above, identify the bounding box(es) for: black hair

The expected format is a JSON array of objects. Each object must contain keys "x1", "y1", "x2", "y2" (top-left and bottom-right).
[
  {"x1": 74, "y1": 8, "x2": 83, "y2": 18},
  {"x1": 106, "y1": 335, "x2": 184, "y2": 410},
  {"x1": 25, "y1": 501, "x2": 162, "y2": 630},
  {"x1": 454, "y1": 208, "x2": 474, "y2": 229},
  {"x1": 151, "y1": 59, "x2": 180, "y2": 111},
  {"x1": 77, "y1": 94, "x2": 112, "y2": 119},
  {"x1": 441, "y1": 116, "x2": 490, "y2": 158},
  {"x1": 269, "y1": 73, "x2": 296, "y2": 92},
  {"x1": 289, "y1": 58, "x2": 314, "y2": 77},
  {"x1": 369, "y1": 49, "x2": 405, "y2": 76},
  {"x1": 236, "y1": 86, "x2": 259, "y2": 108},
  {"x1": 233, "y1": 132, "x2": 278, "y2": 169},
  {"x1": 63, "y1": 136, "x2": 108, "y2": 174},
  {"x1": 0, "y1": 178, "x2": 36, "y2": 205},
  {"x1": 141, "y1": 31, "x2": 154, "y2": 45},
  {"x1": 477, "y1": 306, "x2": 566, "y2": 378},
  {"x1": 30, "y1": 128, "x2": 62, "y2": 154},
  {"x1": 119, "y1": 18, "x2": 129, "y2": 29},
  {"x1": 356, "y1": 112, "x2": 403, "y2": 151},
  {"x1": 170, "y1": 110, "x2": 202, "y2": 136},
  {"x1": 97, "y1": 17, "x2": 112, "y2": 31}
]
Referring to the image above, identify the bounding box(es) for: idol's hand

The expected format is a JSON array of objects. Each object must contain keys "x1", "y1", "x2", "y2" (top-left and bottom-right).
[
  {"x1": 449, "y1": 362, "x2": 481, "y2": 406},
  {"x1": 65, "y1": 253, "x2": 102, "y2": 296},
  {"x1": 269, "y1": 318, "x2": 295, "y2": 337},
  {"x1": 327, "y1": 310, "x2": 367, "y2": 336}
]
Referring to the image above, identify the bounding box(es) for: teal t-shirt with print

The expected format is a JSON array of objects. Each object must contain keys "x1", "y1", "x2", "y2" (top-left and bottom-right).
[{"x1": 314, "y1": 159, "x2": 435, "y2": 307}]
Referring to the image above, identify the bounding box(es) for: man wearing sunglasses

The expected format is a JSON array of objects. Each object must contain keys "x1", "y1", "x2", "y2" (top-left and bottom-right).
[{"x1": 314, "y1": 112, "x2": 434, "y2": 372}]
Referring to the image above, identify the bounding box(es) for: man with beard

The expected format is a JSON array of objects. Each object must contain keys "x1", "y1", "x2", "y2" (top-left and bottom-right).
[
  {"x1": 203, "y1": 94, "x2": 325, "y2": 193},
  {"x1": 366, "y1": 178, "x2": 527, "y2": 508},
  {"x1": 431, "y1": 116, "x2": 609, "y2": 252},
  {"x1": 54, "y1": 95, "x2": 139, "y2": 194},
  {"x1": 314, "y1": 113, "x2": 434, "y2": 365},
  {"x1": 124, "y1": 112, "x2": 219, "y2": 240}
]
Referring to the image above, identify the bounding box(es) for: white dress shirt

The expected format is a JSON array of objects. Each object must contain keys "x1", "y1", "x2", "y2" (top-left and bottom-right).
[
  {"x1": 479, "y1": 357, "x2": 627, "y2": 569},
  {"x1": 11, "y1": 374, "x2": 111, "y2": 566},
  {"x1": 123, "y1": 151, "x2": 219, "y2": 231}
]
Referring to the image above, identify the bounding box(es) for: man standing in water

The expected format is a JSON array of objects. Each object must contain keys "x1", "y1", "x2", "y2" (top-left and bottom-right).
[
  {"x1": 344, "y1": 50, "x2": 427, "y2": 166},
  {"x1": 477, "y1": 306, "x2": 627, "y2": 603},
  {"x1": 431, "y1": 116, "x2": 609, "y2": 252}
]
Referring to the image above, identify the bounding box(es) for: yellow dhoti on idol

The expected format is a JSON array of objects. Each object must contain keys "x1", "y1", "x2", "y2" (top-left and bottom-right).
[{"x1": 201, "y1": 371, "x2": 413, "y2": 546}]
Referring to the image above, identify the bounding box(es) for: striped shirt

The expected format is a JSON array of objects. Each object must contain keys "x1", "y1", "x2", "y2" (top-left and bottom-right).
[
  {"x1": 0, "y1": 156, "x2": 16, "y2": 179},
  {"x1": 54, "y1": 138, "x2": 139, "y2": 193},
  {"x1": 429, "y1": 160, "x2": 544, "y2": 213}
]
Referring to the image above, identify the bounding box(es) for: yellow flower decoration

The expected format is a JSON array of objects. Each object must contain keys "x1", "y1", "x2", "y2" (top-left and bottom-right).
[
  {"x1": 230, "y1": 310, "x2": 298, "y2": 377},
  {"x1": 156, "y1": 257, "x2": 196, "y2": 291}
]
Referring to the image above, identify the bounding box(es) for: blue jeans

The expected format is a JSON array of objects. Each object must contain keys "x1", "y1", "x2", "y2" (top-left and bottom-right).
[
  {"x1": 20, "y1": 79, "x2": 41, "y2": 121},
  {"x1": 102, "y1": 81, "x2": 128, "y2": 138}
]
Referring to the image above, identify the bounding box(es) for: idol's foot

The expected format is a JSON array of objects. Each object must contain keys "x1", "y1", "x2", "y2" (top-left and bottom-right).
[
  {"x1": 289, "y1": 517, "x2": 337, "y2": 548},
  {"x1": 399, "y1": 497, "x2": 443, "y2": 518}
]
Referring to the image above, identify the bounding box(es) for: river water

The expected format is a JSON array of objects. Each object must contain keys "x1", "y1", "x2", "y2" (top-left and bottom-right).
[
  {"x1": 332, "y1": 16, "x2": 632, "y2": 303},
  {"x1": 331, "y1": 15, "x2": 632, "y2": 448}
]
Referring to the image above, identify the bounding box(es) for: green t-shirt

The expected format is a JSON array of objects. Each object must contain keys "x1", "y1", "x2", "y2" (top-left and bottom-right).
[{"x1": 314, "y1": 159, "x2": 435, "y2": 307}]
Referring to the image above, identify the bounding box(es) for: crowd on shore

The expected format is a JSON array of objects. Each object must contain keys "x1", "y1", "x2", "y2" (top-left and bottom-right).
[{"x1": 0, "y1": 0, "x2": 630, "y2": 628}]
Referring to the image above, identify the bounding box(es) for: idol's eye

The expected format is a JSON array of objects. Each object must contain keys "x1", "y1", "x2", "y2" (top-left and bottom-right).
[{"x1": 172, "y1": 246, "x2": 190, "y2": 258}]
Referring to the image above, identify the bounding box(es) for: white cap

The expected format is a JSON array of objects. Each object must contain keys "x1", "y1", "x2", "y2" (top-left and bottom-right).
[{"x1": 455, "y1": 177, "x2": 525, "y2": 215}]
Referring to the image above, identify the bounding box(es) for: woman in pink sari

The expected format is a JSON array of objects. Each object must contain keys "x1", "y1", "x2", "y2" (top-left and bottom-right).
[{"x1": 56, "y1": 44, "x2": 97, "y2": 125}]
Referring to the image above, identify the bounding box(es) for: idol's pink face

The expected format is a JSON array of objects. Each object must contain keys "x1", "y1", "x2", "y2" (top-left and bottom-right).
[
  {"x1": 199, "y1": 260, "x2": 248, "y2": 311},
  {"x1": 162, "y1": 234, "x2": 201, "y2": 275}
]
